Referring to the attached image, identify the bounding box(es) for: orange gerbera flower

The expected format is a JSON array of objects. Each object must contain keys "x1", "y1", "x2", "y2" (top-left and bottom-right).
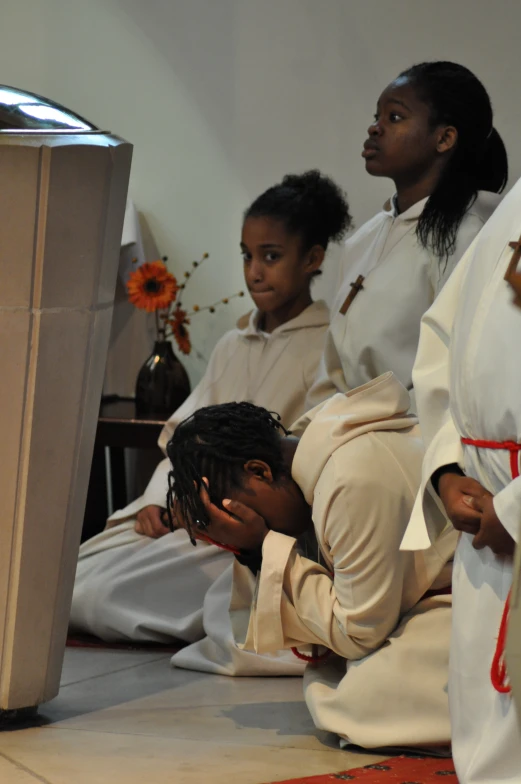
[
  {"x1": 127, "y1": 261, "x2": 179, "y2": 312},
  {"x1": 169, "y1": 307, "x2": 191, "y2": 355}
]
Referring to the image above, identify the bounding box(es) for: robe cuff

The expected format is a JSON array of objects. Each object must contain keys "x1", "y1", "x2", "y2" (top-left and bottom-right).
[
  {"x1": 493, "y1": 476, "x2": 521, "y2": 543},
  {"x1": 253, "y1": 531, "x2": 297, "y2": 653},
  {"x1": 401, "y1": 419, "x2": 463, "y2": 551}
]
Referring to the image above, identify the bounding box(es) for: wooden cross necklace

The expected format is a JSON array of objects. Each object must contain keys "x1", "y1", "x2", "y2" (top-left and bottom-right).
[
  {"x1": 339, "y1": 274, "x2": 365, "y2": 315},
  {"x1": 505, "y1": 233, "x2": 521, "y2": 282}
]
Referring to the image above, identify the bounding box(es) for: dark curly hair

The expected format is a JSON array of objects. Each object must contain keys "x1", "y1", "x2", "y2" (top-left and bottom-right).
[{"x1": 166, "y1": 402, "x2": 288, "y2": 545}]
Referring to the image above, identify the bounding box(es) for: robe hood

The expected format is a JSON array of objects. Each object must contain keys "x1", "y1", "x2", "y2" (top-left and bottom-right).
[
  {"x1": 236, "y1": 299, "x2": 329, "y2": 335},
  {"x1": 291, "y1": 372, "x2": 417, "y2": 504}
]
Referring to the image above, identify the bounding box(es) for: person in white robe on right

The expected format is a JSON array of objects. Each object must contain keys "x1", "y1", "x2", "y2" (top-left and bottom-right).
[{"x1": 402, "y1": 176, "x2": 521, "y2": 783}]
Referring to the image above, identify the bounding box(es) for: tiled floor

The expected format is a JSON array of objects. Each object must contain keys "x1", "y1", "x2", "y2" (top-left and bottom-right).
[{"x1": 0, "y1": 648, "x2": 386, "y2": 783}]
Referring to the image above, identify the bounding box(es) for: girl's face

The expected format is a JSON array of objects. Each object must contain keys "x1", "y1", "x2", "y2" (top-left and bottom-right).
[
  {"x1": 362, "y1": 76, "x2": 451, "y2": 185},
  {"x1": 241, "y1": 216, "x2": 323, "y2": 314}
]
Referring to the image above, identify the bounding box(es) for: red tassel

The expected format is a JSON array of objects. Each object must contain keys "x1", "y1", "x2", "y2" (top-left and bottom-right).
[{"x1": 491, "y1": 590, "x2": 512, "y2": 694}]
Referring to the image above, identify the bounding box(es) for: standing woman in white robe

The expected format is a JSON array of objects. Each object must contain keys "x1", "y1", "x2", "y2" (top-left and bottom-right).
[
  {"x1": 70, "y1": 171, "x2": 351, "y2": 668},
  {"x1": 403, "y1": 176, "x2": 521, "y2": 782},
  {"x1": 307, "y1": 60, "x2": 506, "y2": 409},
  {"x1": 166, "y1": 379, "x2": 456, "y2": 750}
]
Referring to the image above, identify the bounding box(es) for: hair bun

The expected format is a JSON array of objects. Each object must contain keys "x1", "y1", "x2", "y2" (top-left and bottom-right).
[
  {"x1": 244, "y1": 169, "x2": 352, "y2": 250},
  {"x1": 281, "y1": 169, "x2": 352, "y2": 245}
]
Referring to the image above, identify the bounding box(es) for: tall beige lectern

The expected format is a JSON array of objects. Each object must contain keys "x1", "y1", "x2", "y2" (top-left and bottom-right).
[{"x1": 0, "y1": 87, "x2": 132, "y2": 720}]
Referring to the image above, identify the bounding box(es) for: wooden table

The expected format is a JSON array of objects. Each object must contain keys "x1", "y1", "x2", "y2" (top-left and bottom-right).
[{"x1": 82, "y1": 398, "x2": 167, "y2": 542}]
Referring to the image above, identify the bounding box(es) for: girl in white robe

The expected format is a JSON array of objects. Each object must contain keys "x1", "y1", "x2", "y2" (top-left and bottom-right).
[
  {"x1": 402, "y1": 176, "x2": 521, "y2": 782},
  {"x1": 166, "y1": 374, "x2": 456, "y2": 750},
  {"x1": 307, "y1": 60, "x2": 506, "y2": 410},
  {"x1": 70, "y1": 171, "x2": 350, "y2": 674}
]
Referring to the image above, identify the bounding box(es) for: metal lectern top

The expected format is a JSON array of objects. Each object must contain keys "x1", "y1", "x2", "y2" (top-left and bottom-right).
[{"x1": 0, "y1": 85, "x2": 101, "y2": 133}]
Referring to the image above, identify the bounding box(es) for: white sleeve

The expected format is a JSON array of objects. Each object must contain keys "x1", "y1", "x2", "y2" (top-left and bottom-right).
[
  {"x1": 414, "y1": 239, "x2": 476, "y2": 449},
  {"x1": 402, "y1": 244, "x2": 475, "y2": 551},
  {"x1": 493, "y1": 477, "x2": 521, "y2": 543}
]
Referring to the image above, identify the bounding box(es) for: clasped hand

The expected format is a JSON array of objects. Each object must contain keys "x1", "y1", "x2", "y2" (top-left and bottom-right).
[{"x1": 437, "y1": 472, "x2": 515, "y2": 557}]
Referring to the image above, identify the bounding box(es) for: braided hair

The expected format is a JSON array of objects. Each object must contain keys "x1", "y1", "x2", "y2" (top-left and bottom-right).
[
  {"x1": 244, "y1": 170, "x2": 352, "y2": 267},
  {"x1": 399, "y1": 61, "x2": 508, "y2": 259},
  {"x1": 166, "y1": 402, "x2": 289, "y2": 545}
]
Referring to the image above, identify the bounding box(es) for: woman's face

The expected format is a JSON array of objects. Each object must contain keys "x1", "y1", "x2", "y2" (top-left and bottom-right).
[
  {"x1": 362, "y1": 76, "x2": 445, "y2": 186},
  {"x1": 241, "y1": 216, "x2": 322, "y2": 314}
]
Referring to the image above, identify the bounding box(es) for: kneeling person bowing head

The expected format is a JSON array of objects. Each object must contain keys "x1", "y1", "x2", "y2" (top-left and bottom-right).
[{"x1": 166, "y1": 376, "x2": 456, "y2": 752}]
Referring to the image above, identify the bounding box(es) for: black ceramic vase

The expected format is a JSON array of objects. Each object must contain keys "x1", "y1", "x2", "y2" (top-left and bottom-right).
[{"x1": 135, "y1": 340, "x2": 191, "y2": 416}]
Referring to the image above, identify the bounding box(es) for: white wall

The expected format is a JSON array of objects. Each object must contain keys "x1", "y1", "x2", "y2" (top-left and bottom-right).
[{"x1": 2, "y1": 0, "x2": 520, "y2": 383}]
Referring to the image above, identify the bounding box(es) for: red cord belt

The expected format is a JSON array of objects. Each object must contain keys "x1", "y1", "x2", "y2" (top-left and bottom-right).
[
  {"x1": 461, "y1": 436, "x2": 520, "y2": 694},
  {"x1": 461, "y1": 437, "x2": 521, "y2": 480}
]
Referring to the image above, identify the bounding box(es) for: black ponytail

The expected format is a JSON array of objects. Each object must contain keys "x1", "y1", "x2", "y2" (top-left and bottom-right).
[
  {"x1": 244, "y1": 169, "x2": 352, "y2": 253},
  {"x1": 399, "y1": 61, "x2": 508, "y2": 259}
]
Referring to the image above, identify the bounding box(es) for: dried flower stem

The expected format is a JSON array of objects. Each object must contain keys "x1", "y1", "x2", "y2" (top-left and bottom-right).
[
  {"x1": 188, "y1": 290, "x2": 245, "y2": 317},
  {"x1": 176, "y1": 253, "x2": 210, "y2": 310}
]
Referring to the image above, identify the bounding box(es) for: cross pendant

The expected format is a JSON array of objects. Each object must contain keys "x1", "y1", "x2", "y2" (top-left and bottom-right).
[
  {"x1": 505, "y1": 232, "x2": 521, "y2": 282},
  {"x1": 340, "y1": 275, "x2": 365, "y2": 315}
]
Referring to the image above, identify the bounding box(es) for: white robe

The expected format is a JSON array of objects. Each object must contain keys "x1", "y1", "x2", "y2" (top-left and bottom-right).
[
  {"x1": 306, "y1": 192, "x2": 500, "y2": 411},
  {"x1": 403, "y1": 178, "x2": 521, "y2": 783},
  {"x1": 230, "y1": 373, "x2": 456, "y2": 749},
  {"x1": 70, "y1": 301, "x2": 327, "y2": 676}
]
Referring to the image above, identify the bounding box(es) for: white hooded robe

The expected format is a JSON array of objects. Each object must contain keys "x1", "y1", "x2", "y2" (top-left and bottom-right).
[{"x1": 403, "y1": 178, "x2": 521, "y2": 783}]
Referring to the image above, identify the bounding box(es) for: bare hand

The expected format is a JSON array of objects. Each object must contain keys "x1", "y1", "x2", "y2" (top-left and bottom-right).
[
  {"x1": 466, "y1": 494, "x2": 516, "y2": 557},
  {"x1": 135, "y1": 505, "x2": 170, "y2": 538},
  {"x1": 174, "y1": 480, "x2": 269, "y2": 552},
  {"x1": 438, "y1": 472, "x2": 491, "y2": 535}
]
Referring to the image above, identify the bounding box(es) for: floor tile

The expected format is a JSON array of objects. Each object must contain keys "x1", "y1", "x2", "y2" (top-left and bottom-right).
[
  {"x1": 41, "y1": 656, "x2": 197, "y2": 723},
  {"x1": 50, "y1": 687, "x2": 332, "y2": 751},
  {"x1": 0, "y1": 727, "x2": 384, "y2": 784},
  {"x1": 59, "y1": 648, "x2": 171, "y2": 687},
  {"x1": 0, "y1": 752, "x2": 45, "y2": 783}
]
